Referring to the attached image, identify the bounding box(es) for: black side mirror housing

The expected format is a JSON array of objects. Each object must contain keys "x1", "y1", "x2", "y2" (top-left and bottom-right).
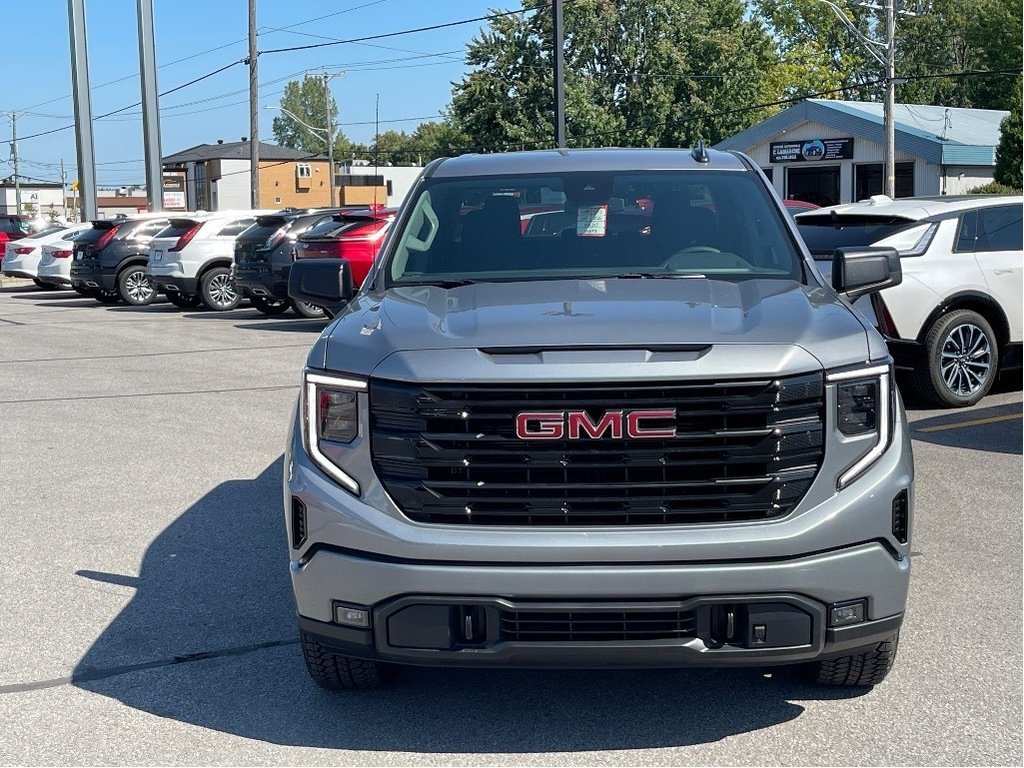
[
  {"x1": 288, "y1": 258, "x2": 356, "y2": 319},
  {"x1": 832, "y1": 247, "x2": 902, "y2": 301}
]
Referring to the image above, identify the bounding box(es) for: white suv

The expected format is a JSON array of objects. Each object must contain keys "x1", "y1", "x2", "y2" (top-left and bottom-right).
[
  {"x1": 147, "y1": 211, "x2": 271, "y2": 310},
  {"x1": 797, "y1": 195, "x2": 1022, "y2": 406}
]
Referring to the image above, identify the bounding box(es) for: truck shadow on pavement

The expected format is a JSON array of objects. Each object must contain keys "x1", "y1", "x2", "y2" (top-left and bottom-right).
[
  {"x1": 72, "y1": 458, "x2": 866, "y2": 752},
  {"x1": 909, "y1": 400, "x2": 1022, "y2": 455}
]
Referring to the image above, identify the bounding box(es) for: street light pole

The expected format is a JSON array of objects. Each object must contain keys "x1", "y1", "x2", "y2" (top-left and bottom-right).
[
  {"x1": 8, "y1": 112, "x2": 21, "y2": 215},
  {"x1": 247, "y1": 0, "x2": 259, "y2": 208}
]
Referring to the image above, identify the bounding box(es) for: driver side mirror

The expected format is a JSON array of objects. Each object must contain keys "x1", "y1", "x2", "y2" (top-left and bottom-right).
[
  {"x1": 288, "y1": 258, "x2": 356, "y2": 319},
  {"x1": 832, "y1": 247, "x2": 902, "y2": 300}
]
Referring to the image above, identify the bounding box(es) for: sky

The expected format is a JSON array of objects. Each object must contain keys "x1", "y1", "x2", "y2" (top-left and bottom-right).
[{"x1": 2, "y1": 0, "x2": 503, "y2": 187}]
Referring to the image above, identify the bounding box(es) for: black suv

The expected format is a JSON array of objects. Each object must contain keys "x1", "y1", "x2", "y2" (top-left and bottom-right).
[
  {"x1": 70, "y1": 216, "x2": 169, "y2": 305},
  {"x1": 234, "y1": 207, "x2": 365, "y2": 317}
]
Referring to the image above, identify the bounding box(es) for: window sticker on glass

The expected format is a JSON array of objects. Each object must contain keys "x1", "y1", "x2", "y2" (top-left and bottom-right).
[{"x1": 577, "y1": 204, "x2": 608, "y2": 237}]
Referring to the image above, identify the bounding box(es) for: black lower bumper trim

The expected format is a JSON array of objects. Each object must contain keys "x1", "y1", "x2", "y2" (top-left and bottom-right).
[
  {"x1": 152, "y1": 275, "x2": 198, "y2": 295},
  {"x1": 298, "y1": 602, "x2": 903, "y2": 670}
]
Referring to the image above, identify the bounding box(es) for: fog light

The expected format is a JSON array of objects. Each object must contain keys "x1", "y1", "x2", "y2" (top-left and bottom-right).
[
  {"x1": 334, "y1": 602, "x2": 371, "y2": 628},
  {"x1": 829, "y1": 600, "x2": 866, "y2": 627}
]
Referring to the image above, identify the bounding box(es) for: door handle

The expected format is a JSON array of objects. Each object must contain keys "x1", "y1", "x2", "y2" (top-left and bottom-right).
[{"x1": 993, "y1": 269, "x2": 1013, "y2": 275}]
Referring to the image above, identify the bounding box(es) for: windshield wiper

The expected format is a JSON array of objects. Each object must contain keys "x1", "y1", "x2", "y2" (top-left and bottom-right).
[
  {"x1": 614, "y1": 272, "x2": 706, "y2": 279},
  {"x1": 407, "y1": 278, "x2": 478, "y2": 288}
]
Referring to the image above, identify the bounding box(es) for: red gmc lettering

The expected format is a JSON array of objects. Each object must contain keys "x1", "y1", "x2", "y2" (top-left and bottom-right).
[
  {"x1": 515, "y1": 411, "x2": 565, "y2": 440},
  {"x1": 567, "y1": 410, "x2": 623, "y2": 439},
  {"x1": 516, "y1": 409, "x2": 676, "y2": 439},
  {"x1": 626, "y1": 409, "x2": 677, "y2": 438}
]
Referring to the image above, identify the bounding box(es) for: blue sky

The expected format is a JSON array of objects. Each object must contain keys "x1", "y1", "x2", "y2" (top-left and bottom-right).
[{"x1": 3, "y1": 0, "x2": 502, "y2": 187}]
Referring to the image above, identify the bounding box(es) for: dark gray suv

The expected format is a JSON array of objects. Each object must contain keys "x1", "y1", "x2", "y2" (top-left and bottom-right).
[{"x1": 284, "y1": 148, "x2": 914, "y2": 690}]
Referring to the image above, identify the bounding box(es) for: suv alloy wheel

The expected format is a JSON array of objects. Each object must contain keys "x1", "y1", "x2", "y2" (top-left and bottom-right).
[
  {"x1": 200, "y1": 266, "x2": 242, "y2": 311},
  {"x1": 911, "y1": 309, "x2": 999, "y2": 407},
  {"x1": 118, "y1": 266, "x2": 156, "y2": 306}
]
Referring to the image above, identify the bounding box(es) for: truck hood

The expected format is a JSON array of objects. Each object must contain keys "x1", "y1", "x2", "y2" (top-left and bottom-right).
[{"x1": 312, "y1": 278, "x2": 881, "y2": 380}]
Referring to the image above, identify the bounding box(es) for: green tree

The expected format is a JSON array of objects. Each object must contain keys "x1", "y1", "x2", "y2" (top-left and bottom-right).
[
  {"x1": 271, "y1": 76, "x2": 353, "y2": 156},
  {"x1": 449, "y1": 0, "x2": 782, "y2": 151},
  {"x1": 993, "y1": 87, "x2": 1022, "y2": 188},
  {"x1": 369, "y1": 129, "x2": 416, "y2": 165},
  {"x1": 408, "y1": 120, "x2": 469, "y2": 161},
  {"x1": 755, "y1": 0, "x2": 881, "y2": 101},
  {"x1": 896, "y1": 0, "x2": 1022, "y2": 110}
]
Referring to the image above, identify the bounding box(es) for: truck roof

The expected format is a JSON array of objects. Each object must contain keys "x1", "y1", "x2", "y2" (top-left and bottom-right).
[{"x1": 429, "y1": 147, "x2": 748, "y2": 178}]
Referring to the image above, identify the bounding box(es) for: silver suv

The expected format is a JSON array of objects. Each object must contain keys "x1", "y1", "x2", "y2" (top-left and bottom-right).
[{"x1": 284, "y1": 148, "x2": 914, "y2": 690}]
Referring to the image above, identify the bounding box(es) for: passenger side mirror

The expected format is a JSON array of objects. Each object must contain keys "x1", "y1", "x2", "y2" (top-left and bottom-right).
[
  {"x1": 288, "y1": 258, "x2": 356, "y2": 319},
  {"x1": 832, "y1": 247, "x2": 902, "y2": 301}
]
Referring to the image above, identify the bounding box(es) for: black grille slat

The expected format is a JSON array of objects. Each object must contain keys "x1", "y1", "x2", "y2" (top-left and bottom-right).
[
  {"x1": 370, "y1": 373, "x2": 825, "y2": 526},
  {"x1": 499, "y1": 608, "x2": 698, "y2": 642}
]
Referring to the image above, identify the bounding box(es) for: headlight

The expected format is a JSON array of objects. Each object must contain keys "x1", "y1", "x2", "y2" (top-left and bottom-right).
[
  {"x1": 301, "y1": 370, "x2": 366, "y2": 494},
  {"x1": 827, "y1": 364, "x2": 893, "y2": 489}
]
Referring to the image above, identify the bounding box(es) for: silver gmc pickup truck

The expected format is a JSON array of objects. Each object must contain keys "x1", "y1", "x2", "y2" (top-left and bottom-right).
[{"x1": 283, "y1": 147, "x2": 913, "y2": 690}]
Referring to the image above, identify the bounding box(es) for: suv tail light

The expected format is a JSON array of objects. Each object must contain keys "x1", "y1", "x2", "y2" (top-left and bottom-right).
[
  {"x1": 870, "y1": 293, "x2": 899, "y2": 337},
  {"x1": 53, "y1": 249, "x2": 73, "y2": 259},
  {"x1": 93, "y1": 226, "x2": 120, "y2": 252},
  {"x1": 170, "y1": 223, "x2": 202, "y2": 252}
]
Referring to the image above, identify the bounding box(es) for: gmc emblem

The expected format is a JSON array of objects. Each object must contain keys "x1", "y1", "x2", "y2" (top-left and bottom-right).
[{"x1": 515, "y1": 409, "x2": 677, "y2": 440}]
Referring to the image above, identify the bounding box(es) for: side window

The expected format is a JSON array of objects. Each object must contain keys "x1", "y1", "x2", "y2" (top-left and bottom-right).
[
  {"x1": 976, "y1": 204, "x2": 1023, "y2": 252},
  {"x1": 954, "y1": 210, "x2": 977, "y2": 253},
  {"x1": 296, "y1": 163, "x2": 312, "y2": 178},
  {"x1": 218, "y1": 218, "x2": 254, "y2": 237}
]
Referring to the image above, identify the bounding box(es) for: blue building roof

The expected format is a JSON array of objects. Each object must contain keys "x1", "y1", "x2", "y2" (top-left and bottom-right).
[{"x1": 715, "y1": 99, "x2": 1009, "y2": 166}]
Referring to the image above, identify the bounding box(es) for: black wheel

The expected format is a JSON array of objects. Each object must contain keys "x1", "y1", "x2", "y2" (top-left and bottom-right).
[
  {"x1": 909, "y1": 309, "x2": 998, "y2": 407},
  {"x1": 199, "y1": 267, "x2": 241, "y2": 311},
  {"x1": 33, "y1": 278, "x2": 50, "y2": 288},
  {"x1": 94, "y1": 291, "x2": 121, "y2": 305},
  {"x1": 72, "y1": 285, "x2": 92, "y2": 297},
  {"x1": 251, "y1": 296, "x2": 290, "y2": 316},
  {"x1": 166, "y1": 292, "x2": 202, "y2": 309},
  {"x1": 292, "y1": 299, "x2": 326, "y2": 319},
  {"x1": 117, "y1": 266, "x2": 156, "y2": 306},
  {"x1": 300, "y1": 630, "x2": 390, "y2": 690},
  {"x1": 810, "y1": 633, "x2": 899, "y2": 687}
]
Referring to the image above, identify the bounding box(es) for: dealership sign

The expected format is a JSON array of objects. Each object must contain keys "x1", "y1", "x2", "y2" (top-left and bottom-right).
[
  {"x1": 163, "y1": 175, "x2": 186, "y2": 209},
  {"x1": 769, "y1": 137, "x2": 854, "y2": 163}
]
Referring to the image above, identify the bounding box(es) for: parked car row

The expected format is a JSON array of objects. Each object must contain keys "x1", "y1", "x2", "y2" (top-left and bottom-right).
[{"x1": 1, "y1": 205, "x2": 397, "y2": 316}]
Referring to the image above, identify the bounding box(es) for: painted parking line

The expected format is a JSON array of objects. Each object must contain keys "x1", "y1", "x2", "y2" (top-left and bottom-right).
[{"x1": 914, "y1": 412, "x2": 1021, "y2": 433}]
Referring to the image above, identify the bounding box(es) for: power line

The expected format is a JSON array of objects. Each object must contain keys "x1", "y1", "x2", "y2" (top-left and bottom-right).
[
  {"x1": 17, "y1": 60, "x2": 244, "y2": 142},
  {"x1": 259, "y1": 7, "x2": 536, "y2": 56}
]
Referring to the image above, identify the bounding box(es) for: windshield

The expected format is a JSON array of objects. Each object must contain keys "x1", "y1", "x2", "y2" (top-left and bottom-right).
[
  {"x1": 796, "y1": 214, "x2": 918, "y2": 259},
  {"x1": 386, "y1": 171, "x2": 803, "y2": 285}
]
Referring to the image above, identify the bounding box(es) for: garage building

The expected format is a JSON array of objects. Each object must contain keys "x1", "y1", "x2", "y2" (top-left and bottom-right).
[{"x1": 715, "y1": 100, "x2": 1009, "y2": 206}]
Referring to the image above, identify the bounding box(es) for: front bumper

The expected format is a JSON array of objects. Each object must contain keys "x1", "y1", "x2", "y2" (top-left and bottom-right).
[
  {"x1": 293, "y1": 546, "x2": 907, "y2": 668},
  {"x1": 234, "y1": 263, "x2": 288, "y2": 300}
]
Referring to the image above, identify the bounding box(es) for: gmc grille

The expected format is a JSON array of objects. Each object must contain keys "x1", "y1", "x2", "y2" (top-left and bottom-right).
[{"x1": 369, "y1": 374, "x2": 825, "y2": 526}]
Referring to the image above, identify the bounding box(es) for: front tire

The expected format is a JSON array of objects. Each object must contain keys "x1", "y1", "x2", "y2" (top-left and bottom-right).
[
  {"x1": 292, "y1": 299, "x2": 326, "y2": 318},
  {"x1": 251, "y1": 296, "x2": 290, "y2": 316},
  {"x1": 300, "y1": 631, "x2": 389, "y2": 690},
  {"x1": 118, "y1": 266, "x2": 156, "y2": 306},
  {"x1": 199, "y1": 267, "x2": 241, "y2": 311},
  {"x1": 810, "y1": 633, "x2": 899, "y2": 687},
  {"x1": 910, "y1": 309, "x2": 998, "y2": 407}
]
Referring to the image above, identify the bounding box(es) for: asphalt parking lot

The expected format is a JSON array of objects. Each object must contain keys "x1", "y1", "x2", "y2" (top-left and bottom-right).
[{"x1": 1, "y1": 281, "x2": 1021, "y2": 766}]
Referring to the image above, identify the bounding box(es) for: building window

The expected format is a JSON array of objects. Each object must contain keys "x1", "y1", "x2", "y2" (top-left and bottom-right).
[
  {"x1": 296, "y1": 163, "x2": 312, "y2": 178},
  {"x1": 855, "y1": 163, "x2": 914, "y2": 200}
]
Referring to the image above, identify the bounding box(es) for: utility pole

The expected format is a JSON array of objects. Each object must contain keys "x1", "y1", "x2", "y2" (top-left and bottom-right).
[
  {"x1": 247, "y1": 0, "x2": 259, "y2": 208},
  {"x1": 68, "y1": 0, "x2": 97, "y2": 221},
  {"x1": 60, "y1": 158, "x2": 67, "y2": 220},
  {"x1": 552, "y1": 0, "x2": 566, "y2": 149},
  {"x1": 136, "y1": 0, "x2": 163, "y2": 211},
  {"x1": 812, "y1": 0, "x2": 931, "y2": 199},
  {"x1": 319, "y1": 70, "x2": 347, "y2": 207},
  {"x1": 8, "y1": 112, "x2": 21, "y2": 215},
  {"x1": 883, "y1": 0, "x2": 896, "y2": 198}
]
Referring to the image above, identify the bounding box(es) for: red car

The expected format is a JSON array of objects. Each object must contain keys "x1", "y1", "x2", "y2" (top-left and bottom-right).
[
  {"x1": 0, "y1": 215, "x2": 47, "y2": 259},
  {"x1": 293, "y1": 208, "x2": 396, "y2": 286}
]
